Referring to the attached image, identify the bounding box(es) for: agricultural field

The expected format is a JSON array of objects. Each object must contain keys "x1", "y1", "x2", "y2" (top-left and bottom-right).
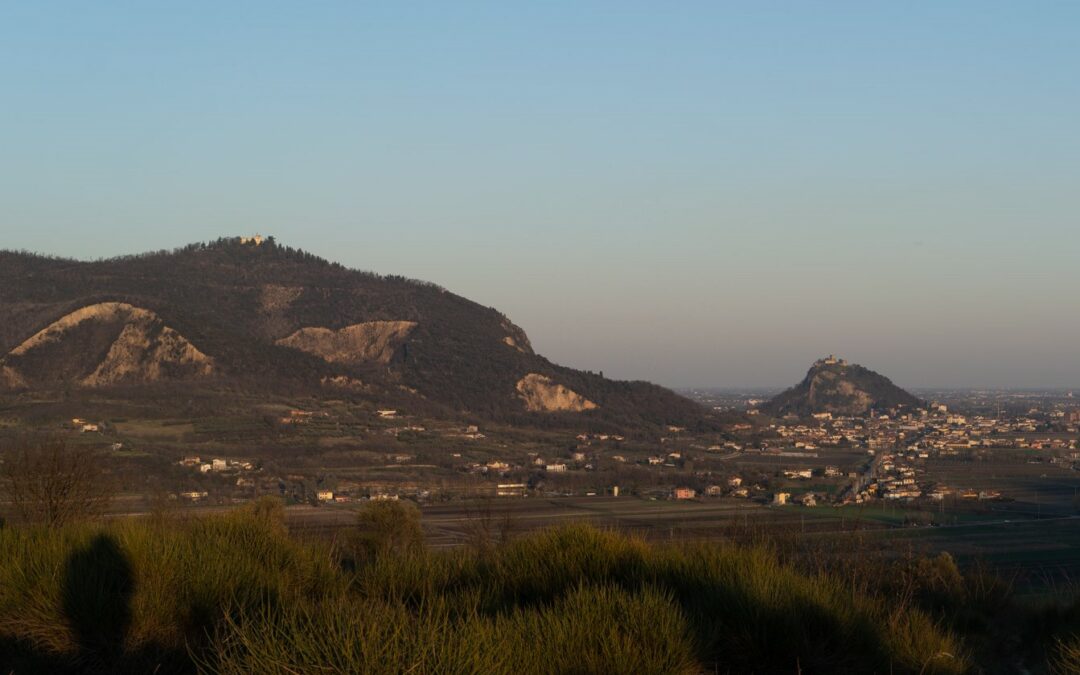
[{"x1": 276, "y1": 492, "x2": 1080, "y2": 594}]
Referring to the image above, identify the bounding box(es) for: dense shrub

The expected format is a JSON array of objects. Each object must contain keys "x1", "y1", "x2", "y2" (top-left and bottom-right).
[
  {"x1": 0, "y1": 510, "x2": 971, "y2": 674},
  {"x1": 346, "y1": 499, "x2": 425, "y2": 564},
  {"x1": 0, "y1": 502, "x2": 339, "y2": 673}
]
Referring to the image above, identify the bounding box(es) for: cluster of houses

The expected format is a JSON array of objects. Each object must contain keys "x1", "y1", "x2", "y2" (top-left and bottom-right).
[
  {"x1": 178, "y1": 455, "x2": 256, "y2": 489},
  {"x1": 166, "y1": 398, "x2": 1079, "y2": 509},
  {"x1": 69, "y1": 418, "x2": 104, "y2": 433},
  {"x1": 863, "y1": 453, "x2": 924, "y2": 502},
  {"x1": 462, "y1": 450, "x2": 602, "y2": 479},
  {"x1": 905, "y1": 411, "x2": 1077, "y2": 454},
  {"x1": 575, "y1": 432, "x2": 625, "y2": 443},
  {"x1": 672, "y1": 475, "x2": 756, "y2": 501},
  {"x1": 770, "y1": 406, "x2": 1061, "y2": 456},
  {"x1": 317, "y1": 490, "x2": 356, "y2": 503},
  {"x1": 646, "y1": 451, "x2": 688, "y2": 467},
  {"x1": 278, "y1": 409, "x2": 330, "y2": 425},
  {"x1": 759, "y1": 401, "x2": 1080, "y2": 506},
  {"x1": 448, "y1": 425, "x2": 486, "y2": 440},
  {"x1": 770, "y1": 491, "x2": 819, "y2": 507}
]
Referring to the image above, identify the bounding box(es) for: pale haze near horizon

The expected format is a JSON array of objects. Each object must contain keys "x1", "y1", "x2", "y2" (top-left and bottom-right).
[{"x1": 1, "y1": 2, "x2": 1077, "y2": 390}]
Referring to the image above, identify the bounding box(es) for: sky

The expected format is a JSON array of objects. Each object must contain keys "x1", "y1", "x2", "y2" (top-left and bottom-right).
[{"x1": 1, "y1": 2, "x2": 1078, "y2": 389}]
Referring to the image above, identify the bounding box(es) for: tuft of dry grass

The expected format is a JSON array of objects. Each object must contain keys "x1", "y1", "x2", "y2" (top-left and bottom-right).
[{"x1": 0, "y1": 506, "x2": 972, "y2": 674}]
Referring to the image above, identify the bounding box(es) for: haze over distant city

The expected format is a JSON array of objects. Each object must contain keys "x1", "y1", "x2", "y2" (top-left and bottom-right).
[{"x1": 2, "y1": 2, "x2": 1078, "y2": 389}]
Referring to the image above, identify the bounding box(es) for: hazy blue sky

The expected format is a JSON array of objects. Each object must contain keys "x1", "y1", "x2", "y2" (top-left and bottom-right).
[{"x1": 2, "y1": 2, "x2": 1078, "y2": 389}]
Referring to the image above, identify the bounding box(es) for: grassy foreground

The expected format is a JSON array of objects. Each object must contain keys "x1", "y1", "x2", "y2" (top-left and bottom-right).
[{"x1": 0, "y1": 501, "x2": 1075, "y2": 674}]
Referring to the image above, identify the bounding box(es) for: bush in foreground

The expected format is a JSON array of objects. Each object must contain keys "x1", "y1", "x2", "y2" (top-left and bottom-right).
[{"x1": 0, "y1": 504, "x2": 969, "y2": 674}]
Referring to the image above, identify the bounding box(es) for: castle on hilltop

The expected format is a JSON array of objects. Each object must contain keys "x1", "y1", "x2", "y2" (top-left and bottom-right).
[
  {"x1": 240, "y1": 234, "x2": 266, "y2": 246},
  {"x1": 817, "y1": 355, "x2": 848, "y2": 367}
]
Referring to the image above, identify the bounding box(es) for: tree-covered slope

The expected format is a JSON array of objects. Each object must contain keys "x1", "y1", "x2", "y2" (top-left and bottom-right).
[
  {"x1": 764, "y1": 357, "x2": 923, "y2": 417},
  {"x1": 0, "y1": 237, "x2": 706, "y2": 427}
]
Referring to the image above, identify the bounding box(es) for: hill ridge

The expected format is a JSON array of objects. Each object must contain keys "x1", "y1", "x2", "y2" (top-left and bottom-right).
[
  {"x1": 763, "y1": 355, "x2": 923, "y2": 417},
  {"x1": 0, "y1": 237, "x2": 708, "y2": 429}
]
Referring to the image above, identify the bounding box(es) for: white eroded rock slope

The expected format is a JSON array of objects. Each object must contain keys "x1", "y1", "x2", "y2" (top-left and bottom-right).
[
  {"x1": 275, "y1": 321, "x2": 418, "y2": 365},
  {"x1": 515, "y1": 373, "x2": 598, "y2": 412},
  {"x1": 1, "y1": 302, "x2": 215, "y2": 387}
]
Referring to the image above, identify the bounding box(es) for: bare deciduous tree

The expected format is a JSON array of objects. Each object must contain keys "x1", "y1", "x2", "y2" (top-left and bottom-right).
[{"x1": 1, "y1": 436, "x2": 113, "y2": 526}]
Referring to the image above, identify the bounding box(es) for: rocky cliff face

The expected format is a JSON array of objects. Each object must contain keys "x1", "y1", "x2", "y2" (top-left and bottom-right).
[
  {"x1": 763, "y1": 357, "x2": 922, "y2": 417},
  {"x1": 515, "y1": 373, "x2": 598, "y2": 412},
  {"x1": 0, "y1": 302, "x2": 215, "y2": 388},
  {"x1": 276, "y1": 321, "x2": 418, "y2": 365}
]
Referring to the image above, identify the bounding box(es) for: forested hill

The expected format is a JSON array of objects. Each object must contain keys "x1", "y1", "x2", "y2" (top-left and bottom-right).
[
  {"x1": 0, "y1": 237, "x2": 709, "y2": 429},
  {"x1": 763, "y1": 357, "x2": 923, "y2": 417}
]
